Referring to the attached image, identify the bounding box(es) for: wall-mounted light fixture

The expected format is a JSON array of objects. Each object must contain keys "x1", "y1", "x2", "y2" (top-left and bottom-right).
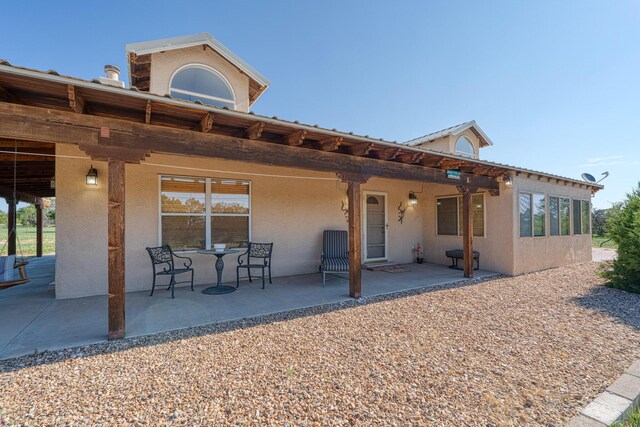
[
  {"x1": 503, "y1": 174, "x2": 513, "y2": 188},
  {"x1": 86, "y1": 165, "x2": 98, "y2": 186},
  {"x1": 408, "y1": 191, "x2": 418, "y2": 206}
]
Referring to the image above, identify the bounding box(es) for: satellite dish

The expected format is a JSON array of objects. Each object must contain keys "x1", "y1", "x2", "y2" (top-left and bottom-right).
[{"x1": 581, "y1": 171, "x2": 609, "y2": 184}]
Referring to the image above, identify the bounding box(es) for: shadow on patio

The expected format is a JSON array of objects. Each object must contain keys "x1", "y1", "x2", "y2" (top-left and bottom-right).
[{"x1": 0, "y1": 257, "x2": 498, "y2": 361}]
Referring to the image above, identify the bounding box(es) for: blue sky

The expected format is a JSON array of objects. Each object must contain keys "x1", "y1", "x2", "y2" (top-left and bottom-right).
[{"x1": 1, "y1": 0, "x2": 638, "y2": 210}]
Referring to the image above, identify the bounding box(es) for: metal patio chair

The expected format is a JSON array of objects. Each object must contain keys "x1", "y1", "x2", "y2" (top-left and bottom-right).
[
  {"x1": 236, "y1": 242, "x2": 274, "y2": 289},
  {"x1": 146, "y1": 245, "x2": 194, "y2": 298},
  {"x1": 319, "y1": 230, "x2": 349, "y2": 286}
]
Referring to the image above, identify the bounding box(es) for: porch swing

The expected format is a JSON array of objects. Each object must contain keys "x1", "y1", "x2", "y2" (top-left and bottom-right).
[{"x1": 0, "y1": 140, "x2": 31, "y2": 290}]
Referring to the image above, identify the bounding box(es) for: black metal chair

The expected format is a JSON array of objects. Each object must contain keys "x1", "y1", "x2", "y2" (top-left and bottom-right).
[
  {"x1": 145, "y1": 245, "x2": 194, "y2": 298},
  {"x1": 236, "y1": 242, "x2": 273, "y2": 289}
]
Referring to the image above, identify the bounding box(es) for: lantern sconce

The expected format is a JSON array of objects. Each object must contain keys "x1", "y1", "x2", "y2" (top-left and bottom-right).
[
  {"x1": 503, "y1": 174, "x2": 513, "y2": 188},
  {"x1": 408, "y1": 191, "x2": 418, "y2": 206},
  {"x1": 86, "y1": 165, "x2": 98, "y2": 186}
]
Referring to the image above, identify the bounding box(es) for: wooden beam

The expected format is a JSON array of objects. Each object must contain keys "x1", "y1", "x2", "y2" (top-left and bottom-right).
[
  {"x1": 0, "y1": 102, "x2": 500, "y2": 190},
  {"x1": 346, "y1": 179, "x2": 363, "y2": 298},
  {"x1": 0, "y1": 86, "x2": 22, "y2": 104},
  {"x1": 245, "y1": 122, "x2": 265, "y2": 140},
  {"x1": 440, "y1": 159, "x2": 464, "y2": 170},
  {"x1": 397, "y1": 152, "x2": 423, "y2": 164},
  {"x1": 7, "y1": 198, "x2": 16, "y2": 256},
  {"x1": 0, "y1": 153, "x2": 54, "y2": 161},
  {"x1": 145, "y1": 100, "x2": 152, "y2": 125},
  {"x1": 199, "y1": 112, "x2": 214, "y2": 133},
  {"x1": 345, "y1": 143, "x2": 373, "y2": 156},
  {"x1": 284, "y1": 129, "x2": 307, "y2": 146},
  {"x1": 373, "y1": 148, "x2": 401, "y2": 161},
  {"x1": 0, "y1": 185, "x2": 41, "y2": 204},
  {"x1": 36, "y1": 203, "x2": 43, "y2": 257},
  {"x1": 108, "y1": 159, "x2": 126, "y2": 340},
  {"x1": 459, "y1": 186, "x2": 475, "y2": 278},
  {"x1": 317, "y1": 136, "x2": 343, "y2": 152},
  {"x1": 0, "y1": 140, "x2": 54, "y2": 148},
  {"x1": 67, "y1": 85, "x2": 85, "y2": 114}
]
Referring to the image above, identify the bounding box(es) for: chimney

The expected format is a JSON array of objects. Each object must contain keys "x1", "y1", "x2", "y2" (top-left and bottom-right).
[{"x1": 99, "y1": 64, "x2": 125, "y2": 88}]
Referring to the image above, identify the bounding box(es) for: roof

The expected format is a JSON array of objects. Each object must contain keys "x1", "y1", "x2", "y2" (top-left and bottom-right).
[
  {"x1": 0, "y1": 61, "x2": 602, "y2": 192},
  {"x1": 405, "y1": 120, "x2": 493, "y2": 148},
  {"x1": 125, "y1": 33, "x2": 270, "y2": 104}
]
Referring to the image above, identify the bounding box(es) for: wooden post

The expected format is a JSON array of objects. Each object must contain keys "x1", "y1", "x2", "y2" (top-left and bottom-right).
[
  {"x1": 347, "y1": 180, "x2": 362, "y2": 298},
  {"x1": 461, "y1": 187, "x2": 474, "y2": 278},
  {"x1": 108, "y1": 159, "x2": 126, "y2": 340},
  {"x1": 36, "y1": 203, "x2": 43, "y2": 257},
  {"x1": 7, "y1": 198, "x2": 16, "y2": 256}
]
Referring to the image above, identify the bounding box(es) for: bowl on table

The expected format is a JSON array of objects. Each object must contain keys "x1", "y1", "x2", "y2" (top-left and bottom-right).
[{"x1": 213, "y1": 243, "x2": 226, "y2": 252}]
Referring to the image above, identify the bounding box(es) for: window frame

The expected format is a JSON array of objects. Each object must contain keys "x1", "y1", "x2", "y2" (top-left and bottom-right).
[
  {"x1": 548, "y1": 195, "x2": 571, "y2": 237},
  {"x1": 519, "y1": 192, "x2": 546, "y2": 238},
  {"x1": 169, "y1": 63, "x2": 237, "y2": 109},
  {"x1": 158, "y1": 175, "x2": 252, "y2": 252},
  {"x1": 435, "y1": 193, "x2": 486, "y2": 238},
  {"x1": 572, "y1": 198, "x2": 591, "y2": 235},
  {"x1": 454, "y1": 135, "x2": 476, "y2": 157}
]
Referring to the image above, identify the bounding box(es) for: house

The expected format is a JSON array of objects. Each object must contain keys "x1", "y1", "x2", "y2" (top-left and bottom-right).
[{"x1": 0, "y1": 33, "x2": 601, "y2": 339}]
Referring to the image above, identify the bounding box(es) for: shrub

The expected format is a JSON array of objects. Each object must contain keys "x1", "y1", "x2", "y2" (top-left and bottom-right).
[{"x1": 600, "y1": 183, "x2": 640, "y2": 293}]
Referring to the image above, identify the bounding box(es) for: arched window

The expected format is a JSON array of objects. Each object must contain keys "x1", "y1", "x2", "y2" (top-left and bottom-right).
[
  {"x1": 455, "y1": 136, "x2": 475, "y2": 156},
  {"x1": 170, "y1": 65, "x2": 235, "y2": 109}
]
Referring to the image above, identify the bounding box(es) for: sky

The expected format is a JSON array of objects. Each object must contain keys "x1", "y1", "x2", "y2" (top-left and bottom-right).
[{"x1": 0, "y1": 0, "x2": 638, "y2": 210}]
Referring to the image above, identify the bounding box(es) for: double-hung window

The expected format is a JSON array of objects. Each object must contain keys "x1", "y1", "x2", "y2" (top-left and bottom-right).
[
  {"x1": 519, "y1": 193, "x2": 545, "y2": 237},
  {"x1": 573, "y1": 199, "x2": 591, "y2": 235},
  {"x1": 160, "y1": 176, "x2": 250, "y2": 251},
  {"x1": 549, "y1": 196, "x2": 571, "y2": 236},
  {"x1": 436, "y1": 194, "x2": 485, "y2": 237}
]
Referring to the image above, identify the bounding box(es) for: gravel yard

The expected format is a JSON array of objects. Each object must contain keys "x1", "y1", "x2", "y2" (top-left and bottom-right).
[{"x1": 1, "y1": 262, "x2": 639, "y2": 426}]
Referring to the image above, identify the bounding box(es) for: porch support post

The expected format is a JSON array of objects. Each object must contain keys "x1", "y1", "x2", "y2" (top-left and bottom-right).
[
  {"x1": 36, "y1": 203, "x2": 43, "y2": 257},
  {"x1": 7, "y1": 198, "x2": 16, "y2": 256},
  {"x1": 459, "y1": 186, "x2": 475, "y2": 278},
  {"x1": 108, "y1": 159, "x2": 125, "y2": 340},
  {"x1": 347, "y1": 181, "x2": 362, "y2": 298}
]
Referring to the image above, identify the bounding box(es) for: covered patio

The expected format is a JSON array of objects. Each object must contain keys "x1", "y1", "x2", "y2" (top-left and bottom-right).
[{"x1": 0, "y1": 256, "x2": 498, "y2": 360}]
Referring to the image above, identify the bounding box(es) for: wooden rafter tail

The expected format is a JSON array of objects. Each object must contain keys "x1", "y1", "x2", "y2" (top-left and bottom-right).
[
  {"x1": 145, "y1": 100, "x2": 152, "y2": 124},
  {"x1": 199, "y1": 112, "x2": 214, "y2": 133},
  {"x1": 0, "y1": 85, "x2": 22, "y2": 104},
  {"x1": 284, "y1": 129, "x2": 307, "y2": 146},
  {"x1": 317, "y1": 136, "x2": 343, "y2": 152},
  {"x1": 67, "y1": 84, "x2": 85, "y2": 114},
  {"x1": 346, "y1": 143, "x2": 374, "y2": 156},
  {"x1": 245, "y1": 121, "x2": 265, "y2": 140}
]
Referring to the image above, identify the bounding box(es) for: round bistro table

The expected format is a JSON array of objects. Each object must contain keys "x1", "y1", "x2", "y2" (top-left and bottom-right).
[{"x1": 198, "y1": 249, "x2": 240, "y2": 295}]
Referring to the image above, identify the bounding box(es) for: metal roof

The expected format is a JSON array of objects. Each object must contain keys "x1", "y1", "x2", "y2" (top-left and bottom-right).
[
  {"x1": 125, "y1": 33, "x2": 271, "y2": 88},
  {"x1": 0, "y1": 61, "x2": 602, "y2": 191},
  {"x1": 404, "y1": 120, "x2": 493, "y2": 147}
]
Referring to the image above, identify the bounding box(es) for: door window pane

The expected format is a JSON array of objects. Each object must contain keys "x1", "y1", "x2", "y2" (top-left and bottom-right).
[
  {"x1": 519, "y1": 194, "x2": 532, "y2": 237},
  {"x1": 549, "y1": 197, "x2": 559, "y2": 236},
  {"x1": 437, "y1": 197, "x2": 458, "y2": 235},
  {"x1": 366, "y1": 195, "x2": 386, "y2": 259}
]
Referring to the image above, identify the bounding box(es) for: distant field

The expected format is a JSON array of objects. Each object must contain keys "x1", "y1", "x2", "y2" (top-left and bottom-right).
[
  {"x1": 0, "y1": 225, "x2": 55, "y2": 256},
  {"x1": 593, "y1": 236, "x2": 616, "y2": 249}
]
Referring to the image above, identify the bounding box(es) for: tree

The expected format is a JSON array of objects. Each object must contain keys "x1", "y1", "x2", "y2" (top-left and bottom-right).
[
  {"x1": 0, "y1": 209, "x2": 6, "y2": 225},
  {"x1": 16, "y1": 205, "x2": 37, "y2": 227},
  {"x1": 600, "y1": 183, "x2": 640, "y2": 294},
  {"x1": 592, "y1": 208, "x2": 610, "y2": 237}
]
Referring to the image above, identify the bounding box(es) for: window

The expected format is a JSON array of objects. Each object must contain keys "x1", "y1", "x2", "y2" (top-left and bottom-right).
[
  {"x1": 455, "y1": 136, "x2": 475, "y2": 157},
  {"x1": 160, "y1": 176, "x2": 250, "y2": 251},
  {"x1": 169, "y1": 65, "x2": 235, "y2": 109},
  {"x1": 519, "y1": 193, "x2": 545, "y2": 237},
  {"x1": 572, "y1": 199, "x2": 590, "y2": 235},
  {"x1": 560, "y1": 198, "x2": 571, "y2": 236},
  {"x1": 436, "y1": 194, "x2": 485, "y2": 237},
  {"x1": 549, "y1": 197, "x2": 570, "y2": 236}
]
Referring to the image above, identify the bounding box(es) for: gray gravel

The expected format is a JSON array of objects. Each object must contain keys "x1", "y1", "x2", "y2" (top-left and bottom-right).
[{"x1": 1, "y1": 262, "x2": 639, "y2": 426}]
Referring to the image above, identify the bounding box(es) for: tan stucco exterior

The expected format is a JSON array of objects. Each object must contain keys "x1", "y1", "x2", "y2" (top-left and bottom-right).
[
  {"x1": 149, "y1": 45, "x2": 252, "y2": 112},
  {"x1": 418, "y1": 129, "x2": 482, "y2": 159}
]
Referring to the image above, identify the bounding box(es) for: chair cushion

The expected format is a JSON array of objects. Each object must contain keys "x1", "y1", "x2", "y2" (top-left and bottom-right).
[
  {"x1": 322, "y1": 257, "x2": 349, "y2": 272},
  {"x1": 323, "y1": 230, "x2": 348, "y2": 258},
  {"x1": 1, "y1": 255, "x2": 15, "y2": 282}
]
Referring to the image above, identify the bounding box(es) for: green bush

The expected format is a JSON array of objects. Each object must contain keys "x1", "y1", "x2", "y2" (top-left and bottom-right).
[{"x1": 600, "y1": 183, "x2": 640, "y2": 294}]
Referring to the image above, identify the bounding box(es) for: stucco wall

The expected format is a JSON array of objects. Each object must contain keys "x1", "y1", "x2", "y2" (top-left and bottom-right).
[
  {"x1": 419, "y1": 182, "x2": 516, "y2": 275},
  {"x1": 149, "y1": 45, "x2": 251, "y2": 112},
  {"x1": 418, "y1": 130, "x2": 482, "y2": 159},
  {"x1": 511, "y1": 176, "x2": 593, "y2": 275},
  {"x1": 54, "y1": 144, "x2": 426, "y2": 299}
]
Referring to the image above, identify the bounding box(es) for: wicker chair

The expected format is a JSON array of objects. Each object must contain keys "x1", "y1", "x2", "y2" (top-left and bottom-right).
[
  {"x1": 319, "y1": 230, "x2": 349, "y2": 287},
  {"x1": 236, "y1": 242, "x2": 273, "y2": 289},
  {"x1": 145, "y1": 245, "x2": 194, "y2": 298}
]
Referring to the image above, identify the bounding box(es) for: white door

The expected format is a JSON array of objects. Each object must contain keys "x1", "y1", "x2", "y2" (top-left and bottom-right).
[{"x1": 364, "y1": 192, "x2": 387, "y2": 261}]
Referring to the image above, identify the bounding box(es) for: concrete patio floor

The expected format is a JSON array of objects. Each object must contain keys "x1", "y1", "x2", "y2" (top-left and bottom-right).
[{"x1": 0, "y1": 256, "x2": 497, "y2": 360}]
